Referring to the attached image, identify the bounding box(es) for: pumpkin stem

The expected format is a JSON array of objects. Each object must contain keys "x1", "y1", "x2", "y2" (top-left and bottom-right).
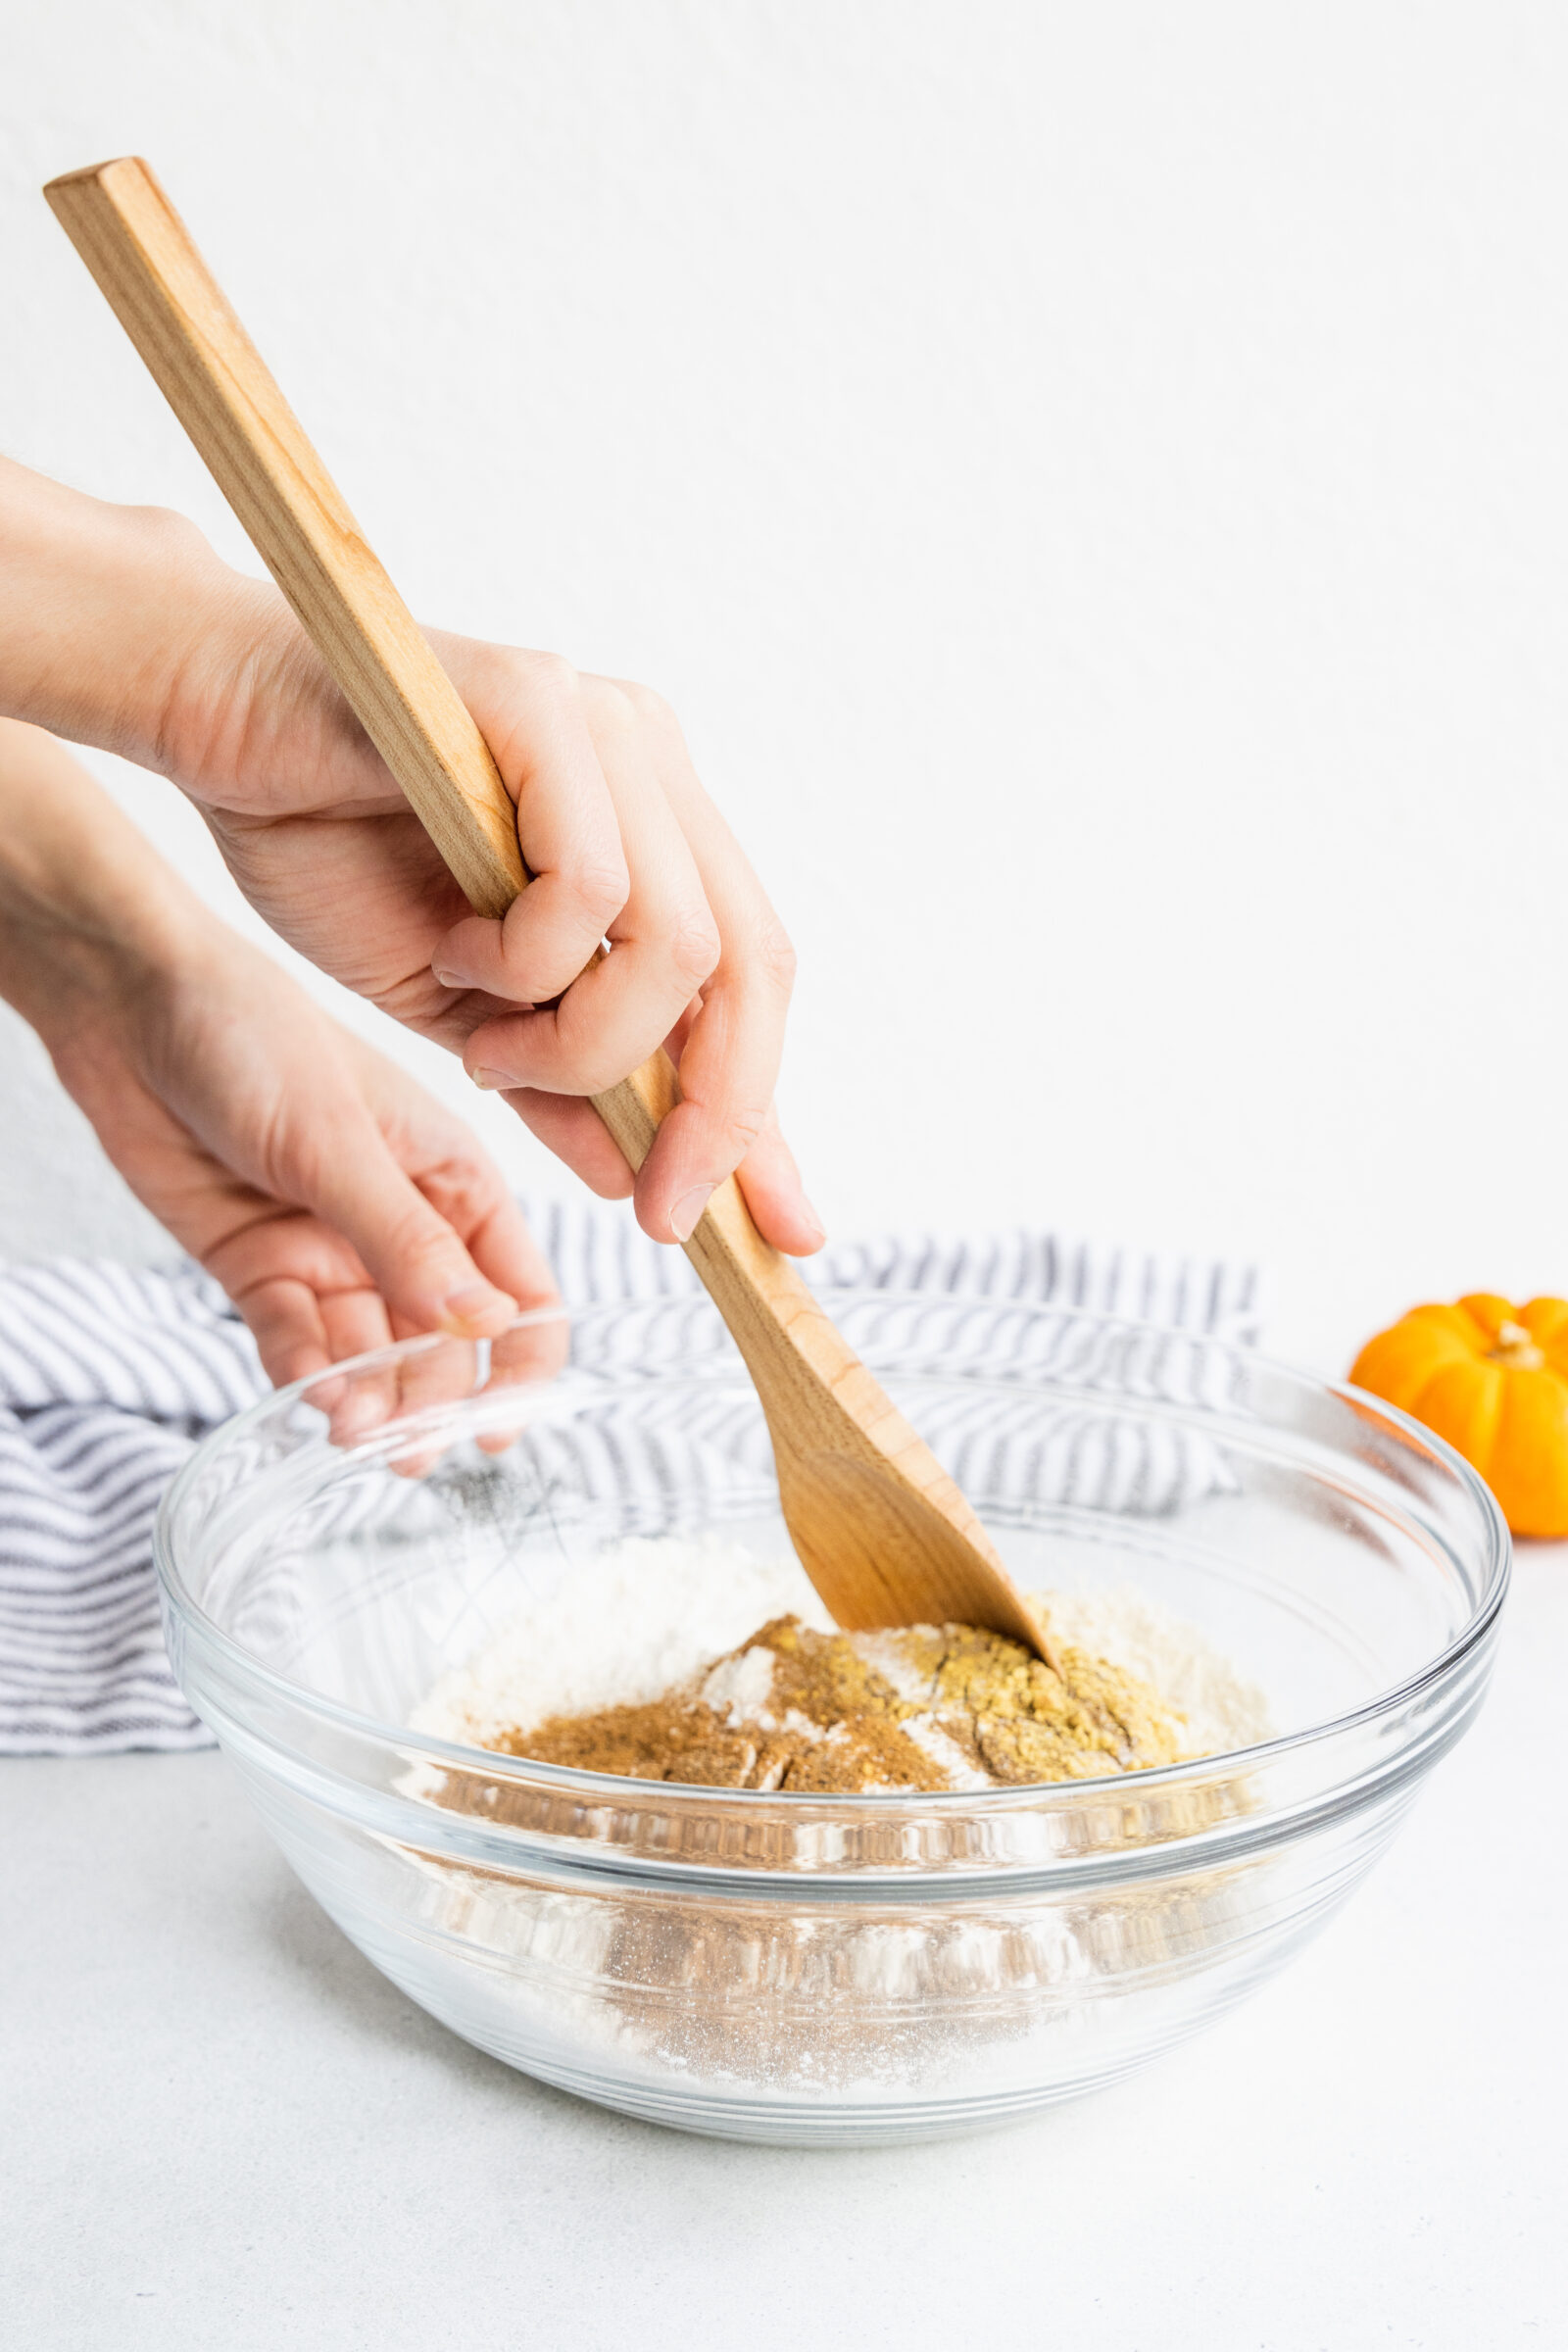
[{"x1": 1487, "y1": 1318, "x2": 1546, "y2": 1371}]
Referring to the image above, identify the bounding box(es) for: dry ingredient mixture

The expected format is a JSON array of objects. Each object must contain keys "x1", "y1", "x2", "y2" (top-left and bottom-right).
[
  {"x1": 499, "y1": 1614, "x2": 1188, "y2": 1790},
  {"x1": 411, "y1": 1536, "x2": 1273, "y2": 1792},
  {"x1": 404, "y1": 1541, "x2": 1276, "y2": 2095}
]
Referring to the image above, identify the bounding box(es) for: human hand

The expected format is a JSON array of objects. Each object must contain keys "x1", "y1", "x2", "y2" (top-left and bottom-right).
[
  {"x1": 156, "y1": 572, "x2": 821, "y2": 1253},
  {"x1": 0, "y1": 465, "x2": 819, "y2": 1254},
  {"x1": 52, "y1": 940, "x2": 560, "y2": 1388},
  {"x1": 0, "y1": 721, "x2": 556, "y2": 1387},
  {"x1": 0, "y1": 463, "x2": 821, "y2": 1252}
]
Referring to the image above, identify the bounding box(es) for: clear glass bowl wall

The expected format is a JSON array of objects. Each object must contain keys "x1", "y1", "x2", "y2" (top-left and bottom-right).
[{"x1": 156, "y1": 1294, "x2": 1508, "y2": 2146}]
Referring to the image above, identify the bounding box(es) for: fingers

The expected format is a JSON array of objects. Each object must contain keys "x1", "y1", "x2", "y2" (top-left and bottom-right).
[
  {"x1": 604, "y1": 690, "x2": 818, "y2": 1249},
  {"x1": 299, "y1": 1122, "x2": 520, "y2": 1341},
  {"x1": 286, "y1": 1067, "x2": 566, "y2": 1452},
  {"x1": 231, "y1": 1274, "x2": 335, "y2": 1388},
  {"x1": 219, "y1": 1028, "x2": 565, "y2": 1451},
  {"x1": 626, "y1": 970, "x2": 792, "y2": 1246},
  {"x1": 460, "y1": 684, "x2": 721, "y2": 1099},
  {"x1": 499, "y1": 1080, "x2": 820, "y2": 1255},
  {"x1": 420, "y1": 644, "x2": 816, "y2": 1252},
  {"x1": 317, "y1": 1286, "x2": 396, "y2": 1360},
  {"x1": 224, "y1": 1264, "x2": 394, "y2": 1430},
  {"x1": 427, "y1": 645, "x2": 628, "y2": 1004},
  {"x1": 344, "y1": 1037, "x2": 562, "y2": 1313},
  {"x1": 456, "y1": 675, "x2": 815, "y2": 1247},
  {"x1": 730, "y1": 1111, "x2": 825, "y2": 1257},
  {"x1": 413, "y1": 1166, "x2": 560, "y2": 1314},
  {"x1": 203, "y1": 1215, "x2": 404, "y2": 1442},
  {"x1": 493, "y1": 1088, "x2": 638, "y2": 1198}
]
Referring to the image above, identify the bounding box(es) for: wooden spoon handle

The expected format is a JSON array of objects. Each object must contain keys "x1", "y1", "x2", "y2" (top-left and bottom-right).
[
  {"x1": 44, "y1": 154, "x2": 778, "y2": 1274},
  {"x1": 46, "y1": 158, "x2": 527, "y2": 921}
]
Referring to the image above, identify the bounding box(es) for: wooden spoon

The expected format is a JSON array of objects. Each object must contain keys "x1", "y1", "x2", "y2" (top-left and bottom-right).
[{"x1": 45, "y1": 155, "x2": 1062, "y2": 1672}]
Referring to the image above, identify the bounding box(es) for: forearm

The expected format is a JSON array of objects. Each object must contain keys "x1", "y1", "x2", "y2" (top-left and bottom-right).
[{"x1": 0, "y1": 716, "x2": 215, "y2": 1052}]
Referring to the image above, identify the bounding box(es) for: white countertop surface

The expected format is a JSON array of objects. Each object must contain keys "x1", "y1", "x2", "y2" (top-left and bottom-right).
[{"x1": 4, "y1": 1550, "x2": 1561, "y2": 2351}]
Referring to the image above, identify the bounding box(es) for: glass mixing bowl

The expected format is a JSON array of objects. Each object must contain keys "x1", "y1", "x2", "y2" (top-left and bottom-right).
[{"x1": 155, "y1": 1293, "x2": 1507, "y2": 2146}]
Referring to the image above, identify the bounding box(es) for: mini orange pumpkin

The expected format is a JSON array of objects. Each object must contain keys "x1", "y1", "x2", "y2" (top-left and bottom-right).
[{"x1": 1349, "y1": 1294, "x2": 1568, "y2": 1538}]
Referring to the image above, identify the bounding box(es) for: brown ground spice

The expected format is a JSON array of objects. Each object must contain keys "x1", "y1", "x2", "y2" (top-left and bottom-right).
[{"x1": 489, "y1": 1614, "x2": 1190, "y2": 1793}]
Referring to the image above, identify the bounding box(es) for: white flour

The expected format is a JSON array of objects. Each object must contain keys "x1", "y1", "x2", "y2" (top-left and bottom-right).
[
  {"x1": 410, "y1": 1535, "x2": 829, "y2": 1750},
  {"x1": 410, "y1": 1535, "x2": 1273, "y2": 1763},
  {"x1": 1043, "y1": 1585, "x2": 1274, "y2": 1756}
]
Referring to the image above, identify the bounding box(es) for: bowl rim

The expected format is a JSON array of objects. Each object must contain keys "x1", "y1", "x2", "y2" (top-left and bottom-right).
[{"x1": 153, "y1": 1296, "x2": 1512, "y2": 1813}]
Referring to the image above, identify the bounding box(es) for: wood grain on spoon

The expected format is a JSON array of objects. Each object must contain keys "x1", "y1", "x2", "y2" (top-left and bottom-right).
[{"x1": 44, "y1": 154, "x2": 1062, "y2": 1671}]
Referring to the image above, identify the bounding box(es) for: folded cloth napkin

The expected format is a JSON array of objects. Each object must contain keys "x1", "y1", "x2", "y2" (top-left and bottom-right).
[{"x1": 0, "y1": 1207, "x2": 1262, "y2": 1756}]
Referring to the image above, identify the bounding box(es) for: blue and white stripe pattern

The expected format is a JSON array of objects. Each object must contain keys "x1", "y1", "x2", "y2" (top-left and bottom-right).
[{"x1": 0, "y1": 1208, "x2": 1261, "y2": 1755}]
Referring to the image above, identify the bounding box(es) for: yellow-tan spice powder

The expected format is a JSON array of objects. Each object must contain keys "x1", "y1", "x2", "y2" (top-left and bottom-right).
[{"x1": 489, "y1": 1614, "x2": 1189, "y2": 1792}]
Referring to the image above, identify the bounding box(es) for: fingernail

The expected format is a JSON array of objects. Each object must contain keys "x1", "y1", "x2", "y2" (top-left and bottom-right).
[
  {"x1": 801, "y1": 1198, "x2": 827, "y2": 1245},
  {"x1": 432, "y1": 965, "x2": 466, "y2": 991},
  {"x1": 442, "y1": 1283, "x2": 513, "y2": 1332},
  {"x1": 670, "y1": 1184, "x2": 714, "y2": 1243},
  {"x1": 470, "y1": 1068, "x2": 512, "y2": 1092}
]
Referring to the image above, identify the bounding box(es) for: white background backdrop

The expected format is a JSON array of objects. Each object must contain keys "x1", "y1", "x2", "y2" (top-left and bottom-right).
[{"x1": 5, "y1": 1, "x2": 1567, "y2": 1372}]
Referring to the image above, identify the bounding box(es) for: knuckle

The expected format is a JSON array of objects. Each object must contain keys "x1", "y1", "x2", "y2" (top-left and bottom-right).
[
  {"x1": 130, "y1": 504, "x2": 213, "y2": 571},
  {"x1": 754, "y1": 915, "x2": 798, "y2": 997},
  {"x1": 721, "y1": 1102, "x2": 768, "y2": 1156},
  {"x1": 613, "y1": 677, "x2": 692, "y2": 758},
  {"x1": 562, "y1": 1046, "x2": 627, "y2": 1098},
  {"x1": 384, "y1": 1203, "x2": 454, "y2": 1277},
  {"x1": 524, "y1": 649, "x2": 580, "y2": 707},
  {"x1": 587, "y1": 1163, "x2": 637, "y2": 1200},
  {"x1": 614, "y1": 676, "x2": 672, "y2": 725},
  {"x1": 669, "y1": 906, "x2": 723, "y2": 989},
  {"x1": 571, "y1": 854, "x2": 631, "y2": 927},
  {"x1": 583, "y1": 676, "x2": 638, "y2": 734},
  {"x1": 676, "y1": 1099, "x2": 768, "y2": 1176},
  {"x1": 544, "y1": 1008, "x2": 625, "y2": 1099},
  {"x1": 465, "y1": 1012, "x2": 527, "y2": 1069}
]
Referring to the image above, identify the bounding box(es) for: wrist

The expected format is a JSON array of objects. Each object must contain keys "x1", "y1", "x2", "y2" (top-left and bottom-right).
[
  {"x1": 0, "y1": 457, "x2": 240, "y2": 767},
  {"x1": 0, "y1": 885, "x2": 186, "y2": 1064},
  {"x1": 0, "y1": 719, "x2": 218, "y2": 1054}
]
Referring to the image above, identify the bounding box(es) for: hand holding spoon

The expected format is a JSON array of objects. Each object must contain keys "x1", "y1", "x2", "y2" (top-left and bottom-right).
[{"x1": 45, "y1": 156, "x2": 1061, "y2": 1672}]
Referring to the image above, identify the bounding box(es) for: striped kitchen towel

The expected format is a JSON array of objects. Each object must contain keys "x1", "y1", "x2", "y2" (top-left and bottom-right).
[{"x1": 0, "y1": 1209, "x2": 1262, "y2": 1756}]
